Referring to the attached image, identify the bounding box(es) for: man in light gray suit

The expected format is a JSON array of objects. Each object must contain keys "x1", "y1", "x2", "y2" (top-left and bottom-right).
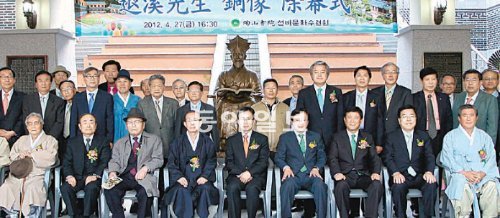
[
  {"x1": 104, "y1": 108, "x2": 164, "y2": 218},
  {"x1": 137, "y1": 74, "x2": 179, "y2": 160},
  {"x1": 452, "y1": 69, "x2": 499, "y2": 143}
]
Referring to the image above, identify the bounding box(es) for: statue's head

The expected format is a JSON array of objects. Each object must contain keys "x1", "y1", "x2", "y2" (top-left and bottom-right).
[{"x1": 227, "y1": 35, "x2": 250, "y2": 69}]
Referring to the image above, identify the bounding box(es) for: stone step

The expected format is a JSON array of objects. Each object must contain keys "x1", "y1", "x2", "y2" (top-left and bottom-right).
[{"x1": 107, "y1": 35, "x2": 217, "y2": 44}]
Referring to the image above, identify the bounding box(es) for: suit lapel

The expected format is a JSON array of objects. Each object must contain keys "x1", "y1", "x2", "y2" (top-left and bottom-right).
[
  {"x1": 161, "y1": 96, "x2": 169, "y2": 124},
  {"x1": 340, "y1": 131, "x2": 355, "y2": 162},
  {"x1": 33, "y1": 94, "x2": 43, "y2": 116},
  {"x1": 410, "y1": 132, "x2": 419, "y2": 161},
  {"x1": 310, "y1": 86, "x2": 322, "y2": 114},
  {"x1": 234, "y1": 132, "x2": 246, "y2": 160},
  {"x1": 398, "y1": 129, "x2": 411, "y2": 161},
  {"x1": 305, "y1": 131, "x2": 314, "y2": 159},
  {"x1": 45, "y1": 95, "x2": 55, "y2": 117},
  {"x1": 388, "y1": 85, "x2": 401, "y2": 111}
]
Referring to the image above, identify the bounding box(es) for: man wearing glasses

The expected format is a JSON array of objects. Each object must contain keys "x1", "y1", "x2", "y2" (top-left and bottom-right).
[
  {"x1": 105, "y1": 108, "x2": 163, "y2": 218},
  {"x1": 175, "y1": 81, "x2": 219, "y2": 148},
  {"x1": 70, "y1": 67, "x2": 114, "y2": 144},
  {"x1": 452, "y1": 69, "x2": 498, "y2": 143},
  {"x1": 0, "y1": 67, "x2": 25, "y2": 146}
]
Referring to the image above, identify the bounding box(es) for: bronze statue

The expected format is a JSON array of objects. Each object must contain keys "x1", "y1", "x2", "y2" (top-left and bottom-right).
[{"x1": 215, "y1": 35, "x2": 261, "y2": 152}]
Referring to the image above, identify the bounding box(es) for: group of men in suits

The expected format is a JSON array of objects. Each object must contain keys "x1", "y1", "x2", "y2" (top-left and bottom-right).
[{"x1": 0, "y1": 56, "x2": 498, "y2": 218}]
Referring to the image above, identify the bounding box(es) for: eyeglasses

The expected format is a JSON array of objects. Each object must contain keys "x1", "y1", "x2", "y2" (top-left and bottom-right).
[
  {"x1": 126, "y1": 120, "x2": 143, "y2": 125},
  {"x1": 84, "y1": 75, "x2": 99, "y2": 79},
  {"x1": 26, "y1": 121, "x2": 42, "y2": 126},
  {"x1": 464, "y1": 78, "x2": 479, "y2": 82},
  {"x1": 0, "y1": 76, "x2": 14, "y2": 80},
  {"x1": 401, "y1": 115, "x2": 416, "y2": 120},
  {"x1": 185, "y1": 118, "x2": 202, "y2": 123}
]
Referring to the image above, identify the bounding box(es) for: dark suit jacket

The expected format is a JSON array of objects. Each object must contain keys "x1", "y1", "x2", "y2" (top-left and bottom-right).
[
  {"x1": 283, "y1": 97, "x2": 291, "y2": 107},
  {"x1": 296, "y1": 85, "x2": 344, "y2": 150},
  {"x1": 413, "y1": 91, "x2": 453, "y2": 155},
  {"x1": 372, "y1": 85, "x2": 413, "y2": 138},
  {"x1": 22, "y1": 92, "x2": 65, "y2": 140},
  {"x1": 344, "y1": 90, "x2": 384, "y2": 145},
  {"x1": 98, "y1": 82, "x2": 134, "y2": 94},
  {"x1": 62, "y1": 135, "x2": 111, "y2": 180},
  {"x1": 328, "y1": 130, "x2": 381, "y2": 176},
  {"x1": 174, "y1": 102, "x2": 220, "y2": 147},
  {"x1": 275, "y1": 131, "x2": 326, "y2": 174},
  {"x1": 225, "y1": 131, "x2": 269, "y2": 179},
  {"x1": 168, "y1": 132, "x2": 217, "y2": 184},
  {"x1": 382, "y1": 129, "x2": 435, "y2": 176},
  {"x1": 0, "y1": 89, "x2": 25, "y2": 145},
  {"x1": 70, "y1": 90, "x2": 114, "y2": 143}
]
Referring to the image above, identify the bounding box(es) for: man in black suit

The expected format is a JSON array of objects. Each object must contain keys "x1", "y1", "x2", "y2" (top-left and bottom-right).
[
  {"x1": 98, "y1": 60, "x2": 134, "y2": 95},
  {"x1": 413, "y1": 67, "x2": 453, "y2": 156},
  {"x1": 70, "y1": 67, "x2": 114, "y2": 144},
  {"x1": 61, "y1": 113, "x2": 111, "y2": 217},
  {"x1": 382, "y1": 105, "x2": 437, "y2": 218},
  {"x1": 175, "y1": 81, "x2": 219, "y2": 147},
  {"x1": 344, "y1": 66, "x2": 384, "y2": 153},
  {"x1": 329, "y1": 106, "x2": 383, "y2": 218},
  {"x1": 225, "y1": 106, "x2": 270, "y2": 218},
  {"x1": 0, "y1": 67, "x2": 25, "y2": 146},
  {"x1": 372, "y1": 62, "x2": 413, "y2": 141},
  {"x1": 296, "y1": 61, "x2": 344, "y2": 151},
  {"x1": 22, "y1": 70, "x2": 65, "y2": 142},
  {"x1": 283, "y1": 75, "x2": 304, "y2": 111},
  {"x1": 275, "y1": 109, "x2": 328, "y2": 218}
]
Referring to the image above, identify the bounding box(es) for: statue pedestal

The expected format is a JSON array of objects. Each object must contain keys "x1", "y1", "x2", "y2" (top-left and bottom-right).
[{"x1": 396, "y1": 25, "x2": 473, "y2": 92}]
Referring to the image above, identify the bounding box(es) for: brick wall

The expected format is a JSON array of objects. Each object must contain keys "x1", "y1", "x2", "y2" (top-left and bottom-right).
[
  {"x1": 0, "y1": 0, "x2": 16, "y2": 30},
  {"x1": 455, "y1": 9, "x2": 488, "y2": 50},
  {"x1": 487, "y1": 4, "x2": 500, "y2": 51}
]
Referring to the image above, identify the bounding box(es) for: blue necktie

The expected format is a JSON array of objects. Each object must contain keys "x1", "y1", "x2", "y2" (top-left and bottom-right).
[
  {"x1": 317, "y1": 88, "x2": 324, "y2": 113},
  {"x1": 88, "y1": 93, "x2": 95, "y2": 112}
]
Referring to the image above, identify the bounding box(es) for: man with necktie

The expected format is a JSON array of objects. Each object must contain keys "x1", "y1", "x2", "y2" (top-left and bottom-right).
[
  {"x1": 328, "y1": 106, "x2": 383, "y2": 218},
  {"x1": 0, "y1": 67, "x2": 25, "y2": 146},
  {"x1": 61, "y1": 113, "x2": 111, "y2": 217},
  {"x1": 452, "y1": 69, "x2": 498, "y2": 143},
  {"x1": 296, "y1": 61, "x2": 344, "y2": 152},
  {"x1": 225, "y1": 107, "x2": 270, "y2": 218},
  {"x1": 413, "y1": 67, "x2": 453, "y2": 156},
  {"x1": 104, "y1": 108, "x2": 163, "y2": 218},
  {"x1": 275, "y1": 109, "x2": 328, "y2": 218},
  {"x1": 70, "y1": 67, "x2": 114, "y2": 144},
  {"x1": 382, "y1": 105, "x2": 437, "y2": 218},
  {"x1": 372, "y1": 62, "x2": 413, "y2": 142},
  {"x1": 22, "y1": 70, "x2": 65, "y2": 145}
]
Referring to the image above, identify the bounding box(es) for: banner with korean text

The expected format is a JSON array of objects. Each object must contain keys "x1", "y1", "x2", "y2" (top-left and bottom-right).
[{"x1": 75, "y1": 0, "x2": 397, "y2": 36}]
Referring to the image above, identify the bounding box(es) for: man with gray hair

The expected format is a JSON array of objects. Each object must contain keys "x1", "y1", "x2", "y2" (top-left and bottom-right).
[
  {"x1": 138, "y1": 74, "x2": 178, "y2": 159},
  {"x1": 70, "y1": 67, "x2": 114, "y2": 144},
  {"x1": 296, "y1": 60, "x2": 344, "y2": 152},
  {"x1": 372, "y1": 62, "x2": 413, "y2": 144},
  {"x1": 172, "y1": 79, "x2": 189, "y2": 107}
]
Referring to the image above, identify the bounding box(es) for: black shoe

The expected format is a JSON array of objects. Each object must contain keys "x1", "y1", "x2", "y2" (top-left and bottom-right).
[{"x1": 129, "y1": 202, "x2": 138, "y2": 214}]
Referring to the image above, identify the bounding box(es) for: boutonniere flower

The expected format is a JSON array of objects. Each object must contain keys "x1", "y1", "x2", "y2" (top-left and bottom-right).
[
  {"x1": 135, "y1": 146, "x2": 141, "y2": 156},
  {"x1": 478, "y1": 146, "x2": 487, "y2": 165},
  {"x1": 308, "y1": 140, "x2": 317, "y2": 149},
  {"x1": 249, "y1": 139, "x2": 260, "y2": 150},
  {"x1": 329, "y1": 90, "x2": 338, "y2": 103},
  {"x1": 190, "y1": 156, "x2": 200, "y2": 172},
  {"x1": 87, "y1": 148, "x2": 98, "y2": 163},
  {"x1": 369, "y1": 99, "x2": 376, "y2": 107},
  {"x1": 358, "y1": 138, "x2": 371, "y2": 149},
  {"x1": 416, "y1": 139, "x2": 424, "y2": 147},
  {"x1": 35, "y1": 144, "x2": 43, "y2": 151}
]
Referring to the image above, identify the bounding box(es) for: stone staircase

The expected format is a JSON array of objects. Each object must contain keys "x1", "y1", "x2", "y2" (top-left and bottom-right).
[
  {"x1": 79, "y1": 35, "x2": 217, "y2": 99},
  {"x1": 76, "y1": 33, "x2": 396, "y2": 101}
]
